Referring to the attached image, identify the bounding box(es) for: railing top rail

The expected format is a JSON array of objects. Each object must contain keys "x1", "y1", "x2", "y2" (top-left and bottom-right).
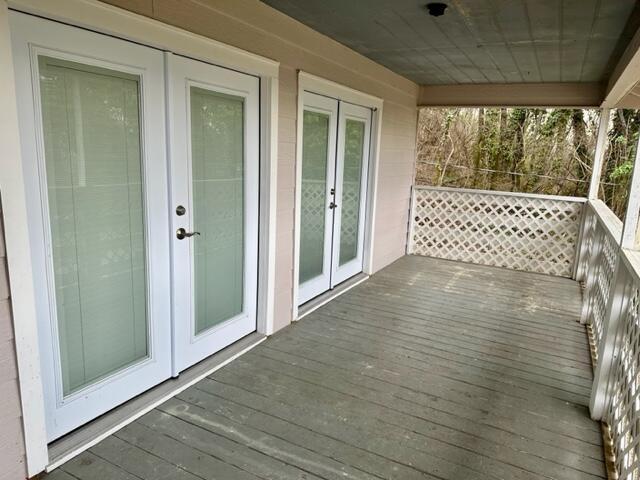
[
  {"x1": 412, "y1": 185, "x2": 588, "y2": 203},
  {"x1": 588, "y1": 199, "x2": 623, "y2": 246}
]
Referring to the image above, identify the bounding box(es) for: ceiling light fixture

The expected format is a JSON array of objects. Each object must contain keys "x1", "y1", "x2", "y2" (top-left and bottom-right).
[{"x1": 426, "y1": 2, "x2": 448, "y2": 17}]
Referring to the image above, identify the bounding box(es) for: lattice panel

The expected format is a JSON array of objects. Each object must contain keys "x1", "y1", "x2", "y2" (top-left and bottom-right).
[
  {"x1": 409, "y1": 188, "x2": 583, "y2": 277},
  {"x1": 588, "y1": 228, "x2": 618, "y2": 357},
  {"x1": 606, "y1": 286, "x2": 640, "y2": 480}
]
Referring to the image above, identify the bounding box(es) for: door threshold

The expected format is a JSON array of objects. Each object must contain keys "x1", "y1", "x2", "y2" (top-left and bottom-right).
[
  {"x1": 297, "y1": 272, "x2": 369, "y2": 320},
  {"x1": 46, "y1": 332, "x2": 266, "y2": 472}
]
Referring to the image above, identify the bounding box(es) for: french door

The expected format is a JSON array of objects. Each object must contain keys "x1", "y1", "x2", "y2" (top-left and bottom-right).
[
  {"x1": 12, "y1": 13, "x2": 172, "y2": 441},
  {"x1": 298, "y1": 92, "x2": 372, "y2": 305},
  {"x1": 12, "y1": 12, "x2": 259, "y2": 440},
  {"x1": 169, "y1": 56, "x2": 259, "y2": 374}
]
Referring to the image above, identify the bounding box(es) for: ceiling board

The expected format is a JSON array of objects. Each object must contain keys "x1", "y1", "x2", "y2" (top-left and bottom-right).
[{"x1": 261, "y1": 0, "x2": 638, "y2": 85}]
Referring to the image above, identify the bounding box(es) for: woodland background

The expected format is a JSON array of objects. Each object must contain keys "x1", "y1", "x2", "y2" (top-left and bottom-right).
[{"x1": 415, "y1": 108, "x2": 640, "y2": 219}]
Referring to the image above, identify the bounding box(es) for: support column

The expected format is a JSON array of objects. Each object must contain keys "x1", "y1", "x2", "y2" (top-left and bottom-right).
[{"x1": 621, "y1": 140, "x2": 640, "y2": 248}]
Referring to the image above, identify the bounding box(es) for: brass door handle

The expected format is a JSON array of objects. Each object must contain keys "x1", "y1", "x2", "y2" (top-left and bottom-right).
[{"x1": 176, "y1": 228, "x2": 200, "y2": 240}]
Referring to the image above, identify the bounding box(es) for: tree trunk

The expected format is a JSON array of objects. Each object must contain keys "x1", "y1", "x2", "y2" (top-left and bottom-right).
[{"x1": 472, "y1": 108, "x2": 485, "y2": 188}]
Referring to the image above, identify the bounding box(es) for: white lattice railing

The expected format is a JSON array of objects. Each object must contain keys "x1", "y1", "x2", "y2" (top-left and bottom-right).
[
  {"x1": 408, "y1": 186, "x2": 585, "y2": 277},
  {"x1": 593, "y1": 248, "x2": 640, "y2": 480},
  {"x1": 575, "y1": 200, "x2": 623, "y2": 361},
  {"x1": 577, "y1": 201, "x2": 640, "y2": 480},
  {"x1": 604, "y1": 254, "x2": 640, "y2": 480}
]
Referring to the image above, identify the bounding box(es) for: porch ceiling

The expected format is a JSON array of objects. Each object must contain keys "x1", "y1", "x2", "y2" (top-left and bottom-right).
[{"x1": 261, "y1": 0, "x2": 638, "y2": 86}]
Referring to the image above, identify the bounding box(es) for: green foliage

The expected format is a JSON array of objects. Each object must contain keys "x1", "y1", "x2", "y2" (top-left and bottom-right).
[
  {"x1": 416, "y1": 107, "x2": 640, "y2": 219},
  {"x1": 416, "y1": 107, "x2": 597, "y2": 200},
  {"x1": 611, "y1": 161, "x2": 634, "y2": 181}
]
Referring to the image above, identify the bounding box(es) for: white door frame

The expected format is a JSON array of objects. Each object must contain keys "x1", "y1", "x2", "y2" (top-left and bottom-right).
[
  {"x1": 293, "y1": 72, "x2": 383, "y2": 318},
  {"x1": 2, "y1": 0, "x2": 279, "y2": 475}
]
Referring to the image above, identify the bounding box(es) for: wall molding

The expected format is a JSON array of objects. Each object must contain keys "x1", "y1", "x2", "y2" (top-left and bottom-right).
[{"x1": 418, "y1": 82, "x2": 605, "y2": 108}]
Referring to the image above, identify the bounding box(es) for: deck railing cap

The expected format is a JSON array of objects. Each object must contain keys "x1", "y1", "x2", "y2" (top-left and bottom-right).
[{"x1": 413, "y1": 185, "x2": 588, "y2": 203}]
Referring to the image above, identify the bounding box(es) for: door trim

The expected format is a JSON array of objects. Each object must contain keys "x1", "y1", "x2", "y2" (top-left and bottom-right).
[
  {"x1": 293, "y1": 71, "x2": 383, "y2": 319},
  {"x1": 3, "y1": 2, "x2": 279, "y2": 475}
]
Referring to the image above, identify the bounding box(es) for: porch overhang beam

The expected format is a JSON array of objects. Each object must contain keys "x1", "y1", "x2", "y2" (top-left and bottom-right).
[
  {"x1": 418, "y1": 82, "x2": 604, "y2": 108},
  {"x1": 602, "y1": 20, "x2": 640, "y2": 109}
]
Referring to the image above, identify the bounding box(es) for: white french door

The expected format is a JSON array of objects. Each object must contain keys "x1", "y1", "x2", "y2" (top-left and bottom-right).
[
  {"x1": 169, "y1": 55, "x2": 259, "y2": 374},
  {"x1": 298, "y1": 92, "x2": 339, "y2": 303},
  {"x1": 12, "y1": 13, "x2": 172, "y2": 441},
  {"x1": 12, "y1": 12, "x2": 260, "y2": 440},
  {"x1": 298, "y1": 92, "x2": 372, "y2": 305},
  {"x1": 332, "y1": 103, "x2": 372, "y2": 285}
]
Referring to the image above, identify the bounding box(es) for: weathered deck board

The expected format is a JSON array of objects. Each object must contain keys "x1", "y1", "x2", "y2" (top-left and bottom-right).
[{"x1": 47, "y1": 256, "x2": 605, "y2": 479}]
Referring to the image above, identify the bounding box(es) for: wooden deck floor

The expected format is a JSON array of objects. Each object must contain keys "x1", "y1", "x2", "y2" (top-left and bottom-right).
[{"x1": 47, "y1": 256, "x2": 605, "y2": 480}]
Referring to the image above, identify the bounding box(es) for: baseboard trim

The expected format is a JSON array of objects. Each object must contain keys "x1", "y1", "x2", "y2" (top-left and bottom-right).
[{"x1": 296, "y1": 273, "x2": 369, "y2": 320}]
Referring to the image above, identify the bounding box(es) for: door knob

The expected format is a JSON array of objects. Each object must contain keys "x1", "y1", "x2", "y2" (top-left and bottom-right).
[{"x1": 176, "y1": 228, "x2": 200, "y2": 240}]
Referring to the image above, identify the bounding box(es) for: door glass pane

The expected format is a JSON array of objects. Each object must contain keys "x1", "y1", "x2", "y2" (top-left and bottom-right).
[
  {"x1": 339, "y1": 119, "x2": 366, "y2": 266},
  {"x1": 190, "y1": 87, "x2": 244, "y2": 335},
  {"x1": 299, "y1": 110, "x2": 330, "y2": 284},
  {"x1": 39, "y1": 56, "x2": 148, "y2": 396}
]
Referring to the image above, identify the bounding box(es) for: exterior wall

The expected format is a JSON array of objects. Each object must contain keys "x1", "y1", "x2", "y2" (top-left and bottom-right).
[
  {"x1": 0, "y1": 202, "x2": 27, "y2": 480},
  {"x1": 101, "y1": 0, "x2": 420, "y2": 331},
  {"x1": 0, "y1": 1, "x2": 417, "y2": 475}
]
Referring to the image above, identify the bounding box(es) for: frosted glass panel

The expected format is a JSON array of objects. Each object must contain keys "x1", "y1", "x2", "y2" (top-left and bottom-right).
[
  {"x1": 38, "y1": 56, "x2": 148, "y2": 396},
  {"x1": 190, "y1": 87, "x2": 244, "y2": 334},
  {"x1": 339, "y1": 119, "x2": 366, "y2": 266},
  {"x1": 299, "y1": 111, "x2": 330, "y2": 284}
]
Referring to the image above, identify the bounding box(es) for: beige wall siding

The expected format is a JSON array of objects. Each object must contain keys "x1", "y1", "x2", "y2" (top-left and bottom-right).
[
  {"x1": 0, "y1": 201, "x2": 27, "y2": 480},
  {"x1": 0, "y1": 2, "x2": 416, "y2": 474},
  {"x1": 101, "y1": 0, "x2": 419, "y2": 332}
]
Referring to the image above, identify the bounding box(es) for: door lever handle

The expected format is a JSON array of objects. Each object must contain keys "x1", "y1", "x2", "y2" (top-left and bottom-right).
[
  {"x1": 176, "y1": 228, "x2": 201, "y2": 240},
  {"x1": 329, "y1": 202, "x2": 338, "y2": 210}
]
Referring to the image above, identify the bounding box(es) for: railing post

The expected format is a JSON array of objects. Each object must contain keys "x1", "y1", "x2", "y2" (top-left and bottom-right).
[
  {"x1": 406, "y1": 185, "x2": 417, "y2": 255},
  {"x1": 574, "y1": 203, "x2": 591, "y2": 281},
  {"x1": 590, "y1": 257, "x2": 629, "y2": 420},
  {"x1": 588, "y1": 109, "x2": 610, "y2": 200}
]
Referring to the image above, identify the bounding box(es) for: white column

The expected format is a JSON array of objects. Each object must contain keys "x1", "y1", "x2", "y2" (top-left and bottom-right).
[
  {"x1": 588, "y1": 108, "x2": 610, "y2": 200},
  {"x1": 621, "y1": 138, "x2": 640, "y2": 248}
]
